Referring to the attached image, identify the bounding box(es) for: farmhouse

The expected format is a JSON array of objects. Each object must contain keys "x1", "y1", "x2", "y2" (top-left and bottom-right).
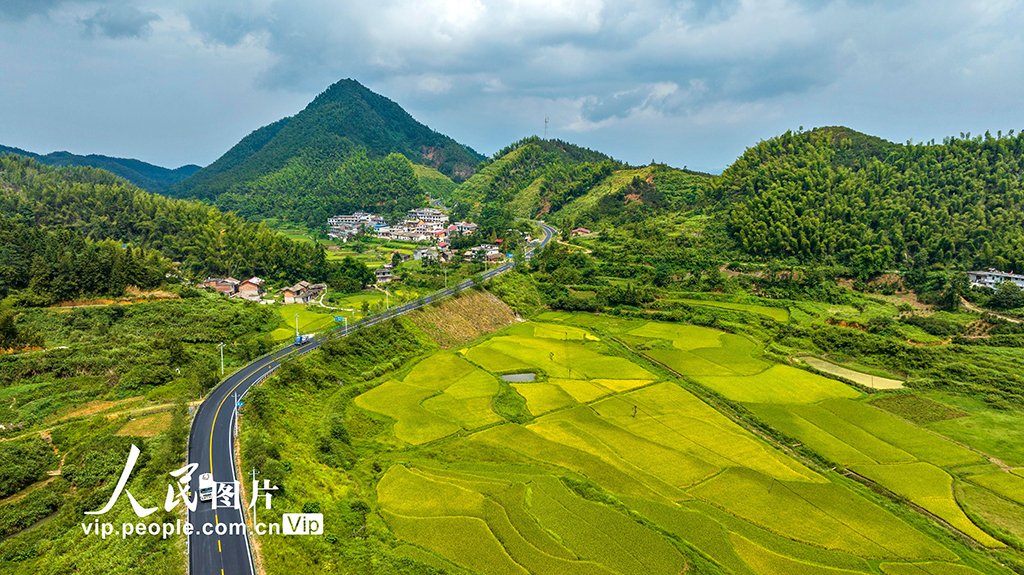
[
  {"x1": 234, "y1": 277, "x2": 265, "y2": 300},
  {"x1": 203, "y1": 277, "x2": 240, "y2": 295},
  {"x1": 967, "y1": 268, "x2": 1024, "y2": 289},
  {"x1": 570, "y1": 227, "x2": 592, "y2": 237},
  {"x1": 280, "y1": 281, "x2": 326, "y2": 304},
  {"x1": 375, "y1": 264, "x2": 394, "y2": 284}
]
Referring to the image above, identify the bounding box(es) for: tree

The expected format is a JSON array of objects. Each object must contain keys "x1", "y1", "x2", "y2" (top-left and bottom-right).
[
  {"x1": 937, "y1": 272, "x2": 970, "y2": 311},
  {"x1": 991, "y1": 280, "x2": 1024, "y2": 310}
]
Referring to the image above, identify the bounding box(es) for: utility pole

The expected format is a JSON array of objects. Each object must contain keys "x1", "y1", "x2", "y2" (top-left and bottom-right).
[
  {"x1": 343, "y1": 316, "x2": 348, "y2": 334},
  {"x1": 294, "y1": 314, "x2": 300, "y2": 338},
  {"x1": 217, "y1": 342, "x2": 225, "y2": 376},
  {"x1": 443, "y1": 265, "x2": 448, "y2": 289},
  {"x1": 248, "y1": 467, "x2": 260, "y2": 522},
  {"x1": 544, "y1": 116, "x2": 549, "y2": 139}
]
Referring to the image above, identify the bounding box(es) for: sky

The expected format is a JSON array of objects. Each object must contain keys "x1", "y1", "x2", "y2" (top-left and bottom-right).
[{"x1": 1, "y1": 1, "x2": 1022, "y2": 173}]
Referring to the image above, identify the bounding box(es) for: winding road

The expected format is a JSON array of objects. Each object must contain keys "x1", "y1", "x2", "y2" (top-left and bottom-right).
[{"x1": 186, "y1": 222, "x2": 555, "y2": 575}]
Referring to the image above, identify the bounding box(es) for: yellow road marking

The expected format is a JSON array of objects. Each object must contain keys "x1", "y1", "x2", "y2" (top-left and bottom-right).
[
  {"x1": 218, "y1": 540, "x2": 222, "y2": 552},
  {"x1": 208, "y1": 349, "x2": 298, "y2": 472},
  {"x1": 215, "y1": 514, "x2": 218, "y2": 525}
]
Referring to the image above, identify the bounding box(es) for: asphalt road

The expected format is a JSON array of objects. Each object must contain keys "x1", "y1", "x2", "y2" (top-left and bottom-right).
[{"x1": 187, "y1": 221, "x2": 556, "y2": 574}]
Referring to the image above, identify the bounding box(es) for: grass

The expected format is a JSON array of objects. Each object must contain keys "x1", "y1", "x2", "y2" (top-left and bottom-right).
[
  {"x1": 921, "y1": 393, "x2": 1024, "y2": 468},
  {"x1": 694, "y1": 365, "x2": 862, "y2": 404},
  {"x1": 850, "y1": 463, "x2": 1003, "y2": 548},
  {"x1": 272, "y1": 303, "x2": 339, "y2": 340},
  {"x1": 115, "y1": 412, "x2": 171, "y2": 437},
  {"x1": 801, "y1": 356, "x2": 904, "y2": 389}
]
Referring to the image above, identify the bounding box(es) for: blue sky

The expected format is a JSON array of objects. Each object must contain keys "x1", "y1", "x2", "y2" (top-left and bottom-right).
[{"x1": 1, "y1": 0, "x2": 1022, "y2": 173}]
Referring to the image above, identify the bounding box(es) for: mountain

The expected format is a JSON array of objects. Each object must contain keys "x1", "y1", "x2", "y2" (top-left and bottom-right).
[
  {"x1": 714, "y1": 126, "x2": 1024, "y2": 275},
  {"x1": 170, "y1": 79, "x2": 485, "y2": 202},
  {"x1": 453, "y1": 136, "x2": 623, "y2": 213},
  {"x1": 0, "y1": 154, "x2": 338, "y2": 283},
  {"x1": 452, "y1": 136, "x2": 711, "y2": 227},
  {"x1": 0, "y1": 144, "x2": 200, "y2": 192}
]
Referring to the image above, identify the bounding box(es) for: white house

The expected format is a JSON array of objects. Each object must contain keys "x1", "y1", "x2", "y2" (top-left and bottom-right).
[{"x1": 967, "y1": 269, "x2": 1024, "y2": 289}]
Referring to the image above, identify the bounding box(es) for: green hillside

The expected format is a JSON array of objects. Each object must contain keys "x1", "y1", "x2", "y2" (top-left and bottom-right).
[
  {"x1": 453, "y1": 136, "x2": 712, "y2": 232},
  {"x1": 715, "y1": 127, "x2": 1024, "y2": 275},
  {"x1": 453, "y1": 136, "x2": 624, "y2": 215},
  {"x1": 0, "y1": 144, "x2": 200, "y2": 192},
  {"x1": 412, "y1": 164, "x2": 457, "y2": 200},
  {"x1": 171, "y1": 79, "x2": 484, "y2": 203},
  {"x1": 0, "y1": 155, "x2": 345, "y2": 284}
]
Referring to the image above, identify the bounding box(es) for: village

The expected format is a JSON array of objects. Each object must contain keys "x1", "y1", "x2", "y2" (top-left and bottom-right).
[
  {"x1": 196, "y1": 205, "x2": 533, "y2": 343},
  {"x1": 326, "y1": 207, "x2": 477, "y2": 244}
]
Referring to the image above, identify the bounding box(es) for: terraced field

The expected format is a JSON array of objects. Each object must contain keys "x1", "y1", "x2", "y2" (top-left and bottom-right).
[
  {"x1": 616, "y1": 317, "x2": 1015, "y2": 555},
  {"x1": 671, "y1": 298, "x2": 791, "y2": 322},
  {"x1": 350, "y1": 316, "x2": 1010, "y2": 574}
]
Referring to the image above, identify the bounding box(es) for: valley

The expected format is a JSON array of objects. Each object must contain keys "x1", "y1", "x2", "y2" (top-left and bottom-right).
[{"x1": 2, "y1": 79, "x2": 1024, "y2": 575}]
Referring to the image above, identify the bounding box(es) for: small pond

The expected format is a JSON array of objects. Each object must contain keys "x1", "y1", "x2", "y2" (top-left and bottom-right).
[{"x1": 500, "y1": 373, "x2": 536, "y2": 382}]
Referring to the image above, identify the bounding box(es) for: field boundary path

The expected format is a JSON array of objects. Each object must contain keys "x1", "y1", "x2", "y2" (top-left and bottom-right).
[
  {"x1": 186, "y1": 222, "x2": 555, "y2": 575},
  {"x1": 960, "y1": 296, "x2": 1023, "y2": 323}
]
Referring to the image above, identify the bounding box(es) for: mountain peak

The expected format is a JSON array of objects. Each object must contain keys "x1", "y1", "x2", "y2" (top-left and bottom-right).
[{"x1": 171, "y1": 79, "x2": 484, "y2": 199}]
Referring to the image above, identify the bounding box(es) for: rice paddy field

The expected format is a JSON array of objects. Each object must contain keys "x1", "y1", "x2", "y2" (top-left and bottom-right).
[
  {"x1": 668, "y1": 298, "x2": 791, "y2": 322},
  {"x1": 341, "y1": 315, "x2": 1014, "y2": 575}
]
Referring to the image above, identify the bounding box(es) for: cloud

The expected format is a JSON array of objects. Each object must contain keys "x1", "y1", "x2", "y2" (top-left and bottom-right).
[
  {"x1": 82, "y1": 5, "x2": 160, "y2": 39},
  {"x1": 0, "y1": 0, "x2": 65, "y2": 21},
  {"x1": 1, "y1": 0, "x2": 1023, "y2": 172}
]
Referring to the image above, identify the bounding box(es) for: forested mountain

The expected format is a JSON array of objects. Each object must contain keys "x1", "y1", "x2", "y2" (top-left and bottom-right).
[
  {"x1": 170, "y1": 79, "x2": 484, "y2": 204},
  {"x1": 453, "y1": 136, "x2": 624, "y2": 215},
  {"x1": 454, "y1": 136, "x2": 711, "y2": 229},
  {"x1": 0, "y1": 144, "x2": 200, "y2": 192},
  {"x1": 0, "y1": 155, "x2": 345, "y2": 283},
  {"x1": 0, "y1": 216, "x2": 168, "y2": 305},
  {"x1": 212, "y1": 151, "x2": 426, "y2": 228},
  {"x1": 715, "y1": 127, "x2": 1024, "y2": 275}
]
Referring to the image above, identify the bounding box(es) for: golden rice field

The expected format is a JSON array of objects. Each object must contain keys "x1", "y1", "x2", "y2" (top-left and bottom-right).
[{"x1": 349, "y1": 315, "x2": 1010, "y2": 575}]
